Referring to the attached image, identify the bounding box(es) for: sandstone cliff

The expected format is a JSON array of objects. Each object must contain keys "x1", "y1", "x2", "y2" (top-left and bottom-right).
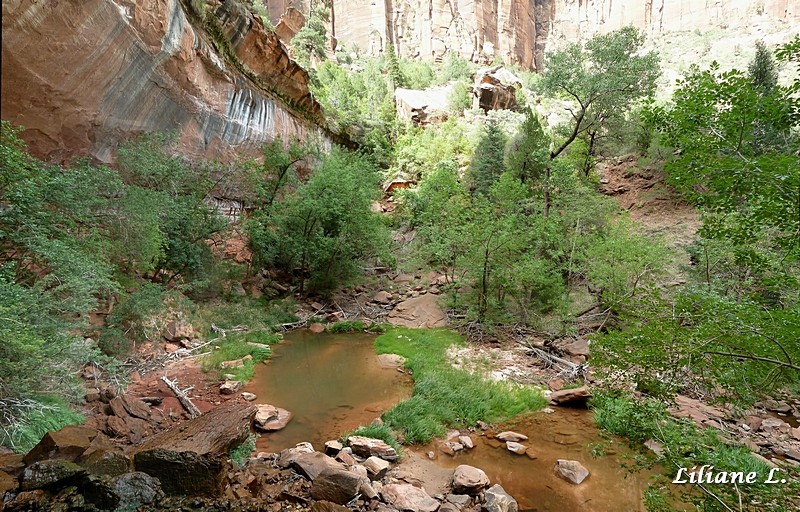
[
  {"x1": 268, "y1": 0, "x2": 797, "y2": 71},
  {"x1": 1, "y1": 0, "x2": 331, "y2": 163}
]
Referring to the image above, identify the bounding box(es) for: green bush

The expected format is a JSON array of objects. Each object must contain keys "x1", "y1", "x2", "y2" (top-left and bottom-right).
[{"x1": 229, "y1": 434, "x2": 256, "y2": 468}]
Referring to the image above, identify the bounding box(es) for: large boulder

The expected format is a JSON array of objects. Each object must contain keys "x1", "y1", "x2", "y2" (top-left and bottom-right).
[
  {"x1": 254, "y1": 404, "x2": 293, "y2": 431},
  {"x1": 21, "y1": 459, "x2": 85, "y2": 491},
  {"x1": 347, "y1": 436, "x2": 398, "y2": 461},
  {"x1": 387, "y1": 294, "x2": 448, "y2": 328},
  {"x1": 112, "y1": 471, "x2": 164, "y2": 510},
  {"x1": 394, "y1": 85, "x2": 454, "y2": 126},
  {"x1": 381, "y1": 483, "x2": 440, "y2": 512},
  {"x1": 310, "y1": 467, "x2": 365, "y2": 505},
  {"x1": 473, "y1": 67, "x2": 522, "y2": 112},
  {"x1": 134, "y1": 449, "x2": 227, "y2": 496},
  {"x1": 452, "y1": 465, "x2": 489, "y2": 494},
  {"x1": 554, "y1": 459, "x2": 590, "y2": 485},
  {"x1": 286, "y1": 452, "x2": 346, "y2": 481},
  {"x1": 23, "y1": 425, "x2": 99, "y2": 464},
  {"x1": 482, "y1": 484, "x2": 518, "y2": 512},
  {"x1": 548, "y1": 387, "x2": 592, "y2": 406},
  {"x1": 134, "y1": 402, "x2": 255, "y2": 496}
]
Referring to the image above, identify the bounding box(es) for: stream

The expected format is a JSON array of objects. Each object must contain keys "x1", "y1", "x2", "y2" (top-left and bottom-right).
[{"x1": 244, "y1": 330, "x2": 655, "y2": 511}]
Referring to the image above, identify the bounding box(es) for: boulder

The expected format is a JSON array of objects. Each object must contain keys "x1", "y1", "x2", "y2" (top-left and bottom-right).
[
  {"x1": 121, "y1": 394, "x2": 152, "y2": 420},
  {"x1": 78, "y1": 435, "x2": 131, "y2": 477},
  {"x1": 387, "y1": 294, "x2": 448, "y2": 328},
  {"x1": 23, "y1": 425, "x2": 99, "y2": 464},
  {"x1": 1, "y1": 469, "x2": 18, "y2": 495},
  {"x1": 394, "y1": 85, "x2": 453, "y2": 126},
  {"x1": 458, "y1": 436, "x2": 474, "y2": 449},
  {"x1": 241, "y1": 392, "x2": 257, "y2": 401},
  {"x1": 277, "y1": 442, "x2": 316, "y2": 467},
  {"x1": 254, "y1": 405, "x2": 292, "y2": 431},
  {"x1": 281, "y1": 451, "x2": 345, "y2": 481},
  {"x1": 165, "y1": 320, "x2": 194, "y2": 342},
  {"x1": 364, "y1": 456, "x2": 391, "y2": 479},
  {"x1": 310, "y1": 467, "x2": 365, "y2": 504},
  {"x1": 482, "y1": 484, "x2": 518, "y2": 512},
  {"x1": 135, "y1": 449, "x2": 228, "y2": 496},
  {"x1": 21, "y1": 459, "x2": 85, "y2": 491},
  {"x1": 324, "y1": 440, "x2": 344, "y2": 456},
  {"x1": 372, "y1": 291, "x2": 393, "y2": 305},
  {"x1": 309, "y1": 322, "x2": 326, "y2": 333},
  {"x1": 495, "y1": 431, "x2": 528, "y2": 442},
  {"x1": 554, "y1": 459, "x2": 590, "y2": 485},
  {"x1": 134, "y1": 403, "x2": 255, "y2": 496},
  {"x1": 452, "y1": 465, "x2": 489, "y2": 494},
  {"x1": 219, "y1": 380, "x2": 242, "y2": 395},
  {"x1": 505, "y1": 442, "x2": 527, "y2": 455},
  {"x1": 381, "y1": 483, "x2": 440, "y2": 512},
  {"x1": 220, "y1": 355, "x2": 253, "y2": 369},
  {"x1": 548, "y1": 387, "x2": 592, "y2": 406},
  {"x1": 473, "y1": 67, "x2": 522, "y2": 112},
  {"x1": 447, "y1": 493, "x2": 472, "y2": 507},
  {"x1": 112, "y1": 471, "x2": 164, "y2": 510},
  {"x1": 347, "y1": 436, "x2": 398, "y2": 461}
]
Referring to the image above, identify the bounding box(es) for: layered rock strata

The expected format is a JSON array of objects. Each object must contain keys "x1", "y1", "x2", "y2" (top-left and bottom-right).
[{"x1": 1, "y1": 0, "x2": 331, "y2": 163}]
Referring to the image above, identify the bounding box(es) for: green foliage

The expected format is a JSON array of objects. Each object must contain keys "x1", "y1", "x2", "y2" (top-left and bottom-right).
[
  {"x1": 229, "y1": 434, "x2": 256, "y2": 468},
  {"x1": 0, "y1": 395, "x2": 83, "y2": 453},
  {"x1": 578, "y1": 219, "x2": 668, "y2": 311},
  {"x1": 749, "y1": 40, "x2": 779, "y2": 95},
  {"x1": 248, "y1": 148, "x2": 390, "y2": 295},
  {"x1": 385, "y1": 43, "x2": 406, "y2": 89},
  {"x1": 291, "y1": 6, "x2": 329, "y2": 67},
  {"x1": 326, "y1": 320, "x2": 366, "y2": 333},
  {"x1": 375, "y1": 328, "x2": 546, "y2": 443},
  {"x1": 468, "y1": 121, "x2": 507, "y2": 195},
  {"x1": 202, "y1": 336, "x2": 273, "y2": 382},
  {"x1": 393, "y1": 119, "x2": 473, "y2": 181},
  {"x1": 540, "y1": 26, "x2": 660, "y2": 163},
  {"x1": 117, "y1": 133, "x2": 225, "y2": 284},
  {"x1": 596, "y1": 289, "x2": 800, "y2": 402},
  {"x1": 312, "y1": 59, "x2": 396, "y2": 159},
  {"x1": 592, "y1": 392, "x2": 800, "y2": 511},
  {"x1": 399, "y1": 59, "x2": 435, "y2": 90},
  {"x1": 505, "y1": 109, "x2": 550, "y2": 185},
  {"x1": 343, "y1": 423, "x2": 401, "y2": 453},
  {"x1": 437, "y1": 53, "x2": 474, "y2": 84},
  {"x1": 447, "y1": 80, "x2": 472, "y2": 115}
]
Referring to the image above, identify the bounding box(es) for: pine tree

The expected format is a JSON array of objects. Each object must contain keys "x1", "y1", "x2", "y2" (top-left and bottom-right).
[{"x1": 469, "y1": 121, "x2": 507, "y2": 196}]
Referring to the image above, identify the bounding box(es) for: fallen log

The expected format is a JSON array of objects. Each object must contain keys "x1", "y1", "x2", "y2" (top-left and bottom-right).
[{"x1": 160, "y1": 376, "x2": 201, "y2": 419}]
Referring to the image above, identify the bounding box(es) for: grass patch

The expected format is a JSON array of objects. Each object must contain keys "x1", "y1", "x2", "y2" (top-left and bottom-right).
[
  {"x1": 1, "y1": 396, "x2": 84, "y2": 453},
  {"x1": 201, "y1": 334, "x2": 276, "y2": 382},
  {"x1": 375, "y1": 328, "x2": 546, "y2": 443},
  {"x1": 195, "y1": 297, "x2": 297, "y2": 334},
  {"x1": 591, "y1": 391, "x2": 800, "y2": 511},
  {"x1": 343, "y1": 423, "x2": 402, "y2": 455},
  {"x1": 229, "y1": 434, "x2": 256, "y2": 468},
  {"x1": 326, "y1": 320, "x2": 388, "y2": 333}
]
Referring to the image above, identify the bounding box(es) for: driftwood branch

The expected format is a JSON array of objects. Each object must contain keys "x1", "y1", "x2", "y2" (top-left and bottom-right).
[{"x1": 160, "y1": 376, "x2": 201, "y2": 418}]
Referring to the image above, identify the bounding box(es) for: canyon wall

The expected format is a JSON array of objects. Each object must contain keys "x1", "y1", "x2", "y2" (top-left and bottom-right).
[
  {"x1": 1, "y1": 0, "x2": 330, "y2": 163},
  {"x1": 267, "y1": 0, "x2": 797, "y2": 71}
]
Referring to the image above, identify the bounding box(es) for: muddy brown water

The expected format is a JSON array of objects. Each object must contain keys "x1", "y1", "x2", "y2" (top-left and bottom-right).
[
  {"x1": 244, "y1": 330, "x2": 412, "y2": 452},
  {"x1": 247, "y1": 330, "x2": 655, "y2": 511}
]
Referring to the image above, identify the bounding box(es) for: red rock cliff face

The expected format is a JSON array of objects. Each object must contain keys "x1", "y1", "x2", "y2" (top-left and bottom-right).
[
  {"x1": 1, "y1": 0, "x2": 331, "y2": 163},
  {"x1": 268, "y1": 0, "x2": 797, "y2": 71}
]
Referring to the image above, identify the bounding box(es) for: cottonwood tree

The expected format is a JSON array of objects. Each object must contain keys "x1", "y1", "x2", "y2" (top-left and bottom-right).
[{"x1": 540, "y1": 26, "x2": 660, "y2": 173}]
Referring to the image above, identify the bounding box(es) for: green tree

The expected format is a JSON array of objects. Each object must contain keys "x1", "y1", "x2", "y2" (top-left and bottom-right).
[
  {"x1": 385, "y1": 42, "x2": 406, "y2": 89},
  {"x1": 468, "y1": 121, "x2": 507, "y2": 196},
  {"x1": 248, "y1": 148, "x2": 389, "y2": 295},
  {"x1": 505, "y1": 108, "x2": 553, "y2": 215},
  {"x1": 291, "y1": 5, "x2": 329, "y2": 67},
  {"x1": 540, "y1": 26, "x2": 660, "y2": 172}
]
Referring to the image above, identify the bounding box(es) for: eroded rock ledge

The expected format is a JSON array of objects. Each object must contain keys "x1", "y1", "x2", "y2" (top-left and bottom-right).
[{"x1": 1, "y1": 0, "x2": 336, "y2": 163}]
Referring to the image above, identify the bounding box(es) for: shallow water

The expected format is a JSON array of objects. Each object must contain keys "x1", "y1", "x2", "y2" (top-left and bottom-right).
[
  {"x1": 412, "y1": 407, "x2": 654, "y2": 511},
  {"x1": 244, "y1": 330, "x2": 412, "y2": 452},
  {"x1": 246, "y1": 330, "x2": 654, "y2": 511}
]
